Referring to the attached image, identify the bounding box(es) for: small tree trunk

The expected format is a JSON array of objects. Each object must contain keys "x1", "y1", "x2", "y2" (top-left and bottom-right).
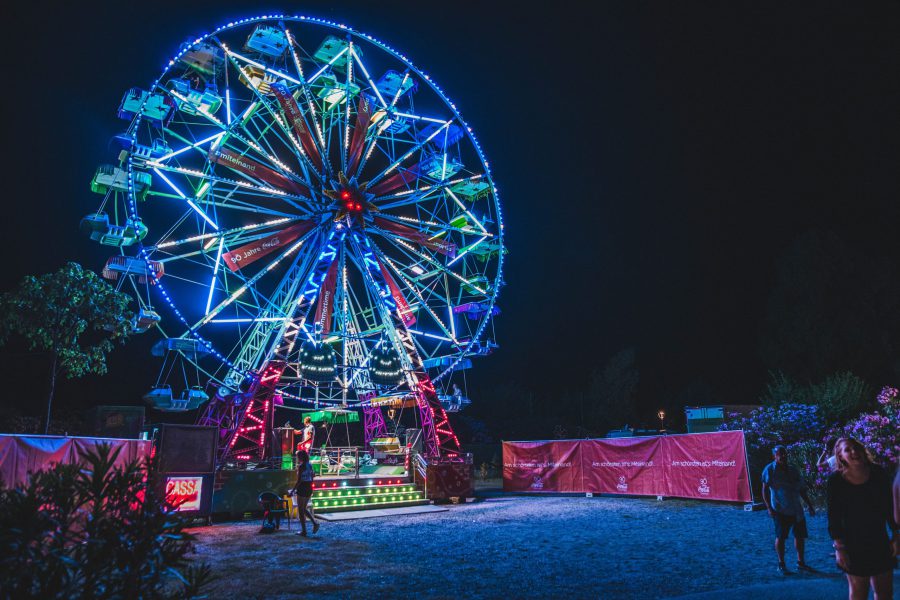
[{"x1": 44, "y1": 353, "x2": 58, "y2": 435}]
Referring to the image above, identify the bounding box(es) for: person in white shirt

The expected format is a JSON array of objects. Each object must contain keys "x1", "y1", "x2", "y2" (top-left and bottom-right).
[{"x1": 294, "y1": 416, "x2": 315, "y2": 453}]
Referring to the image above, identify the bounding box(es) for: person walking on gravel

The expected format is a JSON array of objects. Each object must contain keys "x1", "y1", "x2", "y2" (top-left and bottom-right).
[
  {"x1": 292, "y1": 450, "x2": 320, "y2": 537},
  {"x1": 761, "y1": 445, "x2": 816, "y2": 574}
]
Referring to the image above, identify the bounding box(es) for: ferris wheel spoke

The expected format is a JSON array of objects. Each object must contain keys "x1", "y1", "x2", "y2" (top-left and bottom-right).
[
  {"x1": 380, "y1": 255, "x2": 457, "y2": 344},
  {"x1": 146, "y1": 161, "x2": 316, "y2": 214},
  {"x1": 218, "y1": 39, "x2": 330, "y2": 180},
  {"x1": 346, "y1": 94, "x2": 375, "y2": 178},
  {"x1": 365, "y1": 119, "x2": 452, "y2": 190},
  {"x1": 159, "y1": 82, "x2": 312, "y2": 194},
  {"x1": 369, "y1": 217, "x2": 457, "y2": 259},
  {"x1": 373, "y1": 174, "x2": 482, "y2": 210},
  {"x1": 369, "y1": 131, "x2": 451, "y2": 196},
  {"x1": 226, "y1": 59, "x2": 321, "y2": 180},
  {"x1": 371, "y1": 231, "x2": 488, "y2": 296},
  {"x1": 191, "y1": 234, "x2": 311, "y2": 329},
  {"x1": 283, "y1": 27, "x2": 328, "y2": 150}
]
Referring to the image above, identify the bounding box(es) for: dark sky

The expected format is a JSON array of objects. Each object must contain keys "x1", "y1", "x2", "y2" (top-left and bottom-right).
[{"x1": 2, "y1": 2, "x2": 899, "y2": 427}]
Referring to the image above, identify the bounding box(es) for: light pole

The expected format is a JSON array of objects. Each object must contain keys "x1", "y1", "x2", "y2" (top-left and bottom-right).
[{"x1": 657, "y1": 409, "x2": 666, "y2": 433}]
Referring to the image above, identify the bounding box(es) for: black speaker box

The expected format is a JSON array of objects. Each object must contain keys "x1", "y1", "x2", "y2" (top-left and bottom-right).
[
  {"x1": 157, "y1": 424, "x2": 217, "y2": 473},
  {"x1": 86, "y1": 406, "x2": 145, "y2": 439}
]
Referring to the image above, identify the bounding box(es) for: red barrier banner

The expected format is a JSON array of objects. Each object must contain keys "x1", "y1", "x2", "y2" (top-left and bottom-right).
[
  {"x1": 662, "y1": 431, "x2": 752, "y2": 502},
  {"x1": 502, "y1": 431, "x2": 751, "y2": 502},
  {"x1": 502, "y1": 440, "x2": 583, "y2": 493},
  {"x1": 582, "y1": 436, "x2": 666, "y2": 496},
  {"x1": 0, "y1": 435, "x2": 152, "y2": 488}
]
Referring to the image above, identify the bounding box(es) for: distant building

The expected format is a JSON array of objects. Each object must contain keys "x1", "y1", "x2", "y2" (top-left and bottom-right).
[{"x1": 683, "y1": 405, "x2": 759, "y2": 433}]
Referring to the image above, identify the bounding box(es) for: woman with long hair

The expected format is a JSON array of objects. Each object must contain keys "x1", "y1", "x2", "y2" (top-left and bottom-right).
[
  {"x1": 292, "y1": 449, "x2": 320, "y2": 537},
  {"x1": 826, "y1": 437, "x2": 898, "y2": 600}
]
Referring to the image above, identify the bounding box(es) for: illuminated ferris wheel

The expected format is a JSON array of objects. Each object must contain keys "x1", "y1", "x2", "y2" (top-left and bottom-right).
[{"x1": 83, "y1": 15, "x2": 504, "y2": 462}]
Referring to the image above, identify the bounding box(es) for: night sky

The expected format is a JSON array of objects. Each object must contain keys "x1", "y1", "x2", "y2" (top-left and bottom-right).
[{"x1": 2, "y1": 2, "x2": 899, "y2": 432}]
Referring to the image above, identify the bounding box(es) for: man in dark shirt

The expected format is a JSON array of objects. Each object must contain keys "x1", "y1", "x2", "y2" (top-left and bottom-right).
[{"x1": 761, "y1": 445, "x2": 816, "y2": 574}]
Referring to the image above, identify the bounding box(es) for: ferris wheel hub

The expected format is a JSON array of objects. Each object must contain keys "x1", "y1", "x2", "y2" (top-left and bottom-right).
[{"x1": 324, "y1": 173, "x2": 377, "y2": 227}]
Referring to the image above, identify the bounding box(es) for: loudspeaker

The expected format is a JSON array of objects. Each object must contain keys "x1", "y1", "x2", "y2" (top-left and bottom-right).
[
  {"x1": 86, "y1": 406, "x2": 145, "y2": 439},
  {"x1": 157, "y1": 425, "x2": 217, "y2": 473}
]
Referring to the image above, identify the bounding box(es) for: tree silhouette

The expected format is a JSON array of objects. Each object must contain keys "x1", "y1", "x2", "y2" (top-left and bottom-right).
[
  {"x1": 0, "y1": 263, "x2": 133, "y2": 433},
  {"x1": 760, "y1": 230, "x2": 900, "y2": 383},
  {"x1": 587, "y1": 347, "x2": 639, "y2": 433}
]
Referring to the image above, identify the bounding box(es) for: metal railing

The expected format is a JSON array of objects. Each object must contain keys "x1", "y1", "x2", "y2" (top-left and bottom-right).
[{"x1": 309, "y1": 446, "x2": 360, "y2": 478}]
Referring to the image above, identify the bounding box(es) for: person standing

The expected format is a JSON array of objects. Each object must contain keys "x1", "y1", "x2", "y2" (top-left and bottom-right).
[
  {"x1": 292, "y1": 450, "x2": 320, "y2": 537},
  {"x1": 827, "y1": 437, "x2": 897, "y2": 600},
  {"x1": 761, "y1": 445, "x2": 816, "y2": 574},
  {"x1": 816, "y1": 437, "x2": 838, "y2": 474},
  {"x1": 294, "y1": 416, "x2": 315, "y2": 453}
]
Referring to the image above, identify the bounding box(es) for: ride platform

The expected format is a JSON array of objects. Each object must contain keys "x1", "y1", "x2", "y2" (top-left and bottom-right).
[{"x1": 211, "y1": 466, "x2": 422, "y2": 518}]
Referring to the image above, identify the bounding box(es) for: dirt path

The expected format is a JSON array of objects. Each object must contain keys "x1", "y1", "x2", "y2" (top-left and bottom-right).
[{"x1": 188, "y1": 492, "x2": 894, "y2": 599}]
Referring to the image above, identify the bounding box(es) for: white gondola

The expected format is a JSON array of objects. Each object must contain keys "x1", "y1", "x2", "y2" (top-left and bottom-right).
[
  {"x1": 117, "y1": 87, "x2": 175, "y2": 126},
  {"x1": 90, "y1": 165, "x2": 152, "y2": 200}
]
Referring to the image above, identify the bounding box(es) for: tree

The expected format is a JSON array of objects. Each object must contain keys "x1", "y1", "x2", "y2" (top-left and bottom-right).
[
  {"x1": 760, "y1": 371, "x2": 808, "y2": 407},
  {"x1": 587, "y1": 347, "x2": 639, "y2": 433},
  {"x1": 0, "y1": 263, "x2": 133, "y2": 433},
  {"x1": 760, "y1": 229, "x2": 900, "y2": 384},
  {"x1": 809, "y1": 371, "x2": 872, "y2": 424}
]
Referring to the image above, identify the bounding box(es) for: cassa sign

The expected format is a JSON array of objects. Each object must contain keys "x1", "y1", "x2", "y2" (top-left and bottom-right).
[{"x1": 165, "y1": 476, "x2": 203, "y2": 512}]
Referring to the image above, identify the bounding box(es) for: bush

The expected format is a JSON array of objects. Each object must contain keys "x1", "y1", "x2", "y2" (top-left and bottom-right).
[
  {"x1": 785, "y1": 440, "x2": 829, "y2": 508},
  {"x1": 760, "y1": 371, "x2": 808, "y2": 407},
  {"x1": 720, "y1": 403, "x2": 824, "y2": 454},
  {"x1": 840, "y1": 386, "x2": 899, "y2": 466},
  {"x1": 809, "y1": 371, "x2": 872, "y2": 424},
  {"x1": 0, "y1": 444, "x2": 212, "y2": 598}
]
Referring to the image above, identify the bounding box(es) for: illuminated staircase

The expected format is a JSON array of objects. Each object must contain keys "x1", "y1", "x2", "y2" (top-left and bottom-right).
[{"x1": 310, "y1": 477, "x2": 428, "y2": 513}]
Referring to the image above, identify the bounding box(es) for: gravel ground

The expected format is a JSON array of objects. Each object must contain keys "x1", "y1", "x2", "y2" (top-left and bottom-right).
[{"x1": 188, "y1": 488, "x2": 897, "y2": 599}]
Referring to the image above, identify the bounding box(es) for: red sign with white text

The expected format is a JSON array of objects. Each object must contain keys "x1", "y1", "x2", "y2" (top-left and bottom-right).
[
  {"x1": 165, "y1": 476, "x2": 203, "y2": 512},
  {"x1": 378, "y1": 261, "x2": 416, "y2": 326},
  {"x1": 502, "y1": 440, "x2": 583, "y2": 493},
  {"x1": 502, "y1": 431, "x2": 751, "y2": 502},
  {"x1": 314, "y1": 261, "x2": 339, "y2": 334},
  {"x1": 222, "y1": 221, "x2": 314, "y2": 272}
]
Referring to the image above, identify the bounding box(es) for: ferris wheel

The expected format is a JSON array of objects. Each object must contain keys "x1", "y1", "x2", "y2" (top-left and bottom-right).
[{"x1": 82, "y1": 15, "x2": 504, "y2": 463}]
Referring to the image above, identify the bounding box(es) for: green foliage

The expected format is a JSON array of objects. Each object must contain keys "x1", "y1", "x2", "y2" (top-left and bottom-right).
[
  {"x1": 0, "y1": 262, "x2": 133, "y2": 378},
  {"x1": 760, "y1": 229, "x2": 900, "y2": 384},
  {"x1": 785, "y1": 440, "x2": 828, "y2": 508},
  {"x1": 760, "y1": 371, "x2": 808, "y2": 406},
  {"x1": 808, "y1": 371, "x2": 872, "y2": 423},
  {"x1": 759, "y1": 370, "x2": 871, "y2": 425},
  {"x1": 0, "y1": 444, "x2": 212, "y2": 598}
]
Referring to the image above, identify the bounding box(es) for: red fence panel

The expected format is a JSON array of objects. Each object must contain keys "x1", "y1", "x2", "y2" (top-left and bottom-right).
[
  {"x1": 582, "y1": 436, "x2": 666, "y2": 496},
  {"x1": 0, "y1": 435, "x2": 152, "y2": 488},
  {"x1": 502, "y1": 440, "x2": 583, "y2": 492},
  {"x1": 662, "y1": 431, "x2": 752, "y2": 502}
]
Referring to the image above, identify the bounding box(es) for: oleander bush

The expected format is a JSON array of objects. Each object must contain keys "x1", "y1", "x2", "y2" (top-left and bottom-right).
[
  {"x1": 722, "y1": 383, "x2": 899, "y2": 507},
  {"x1": 0, "y1": 444, "x2": 212, "y2": 598}
]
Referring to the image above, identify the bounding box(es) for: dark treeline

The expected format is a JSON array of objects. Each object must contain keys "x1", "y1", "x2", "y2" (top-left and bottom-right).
[{"x1": 459, "y1": 228, "x2": 900, "y2": 443}]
